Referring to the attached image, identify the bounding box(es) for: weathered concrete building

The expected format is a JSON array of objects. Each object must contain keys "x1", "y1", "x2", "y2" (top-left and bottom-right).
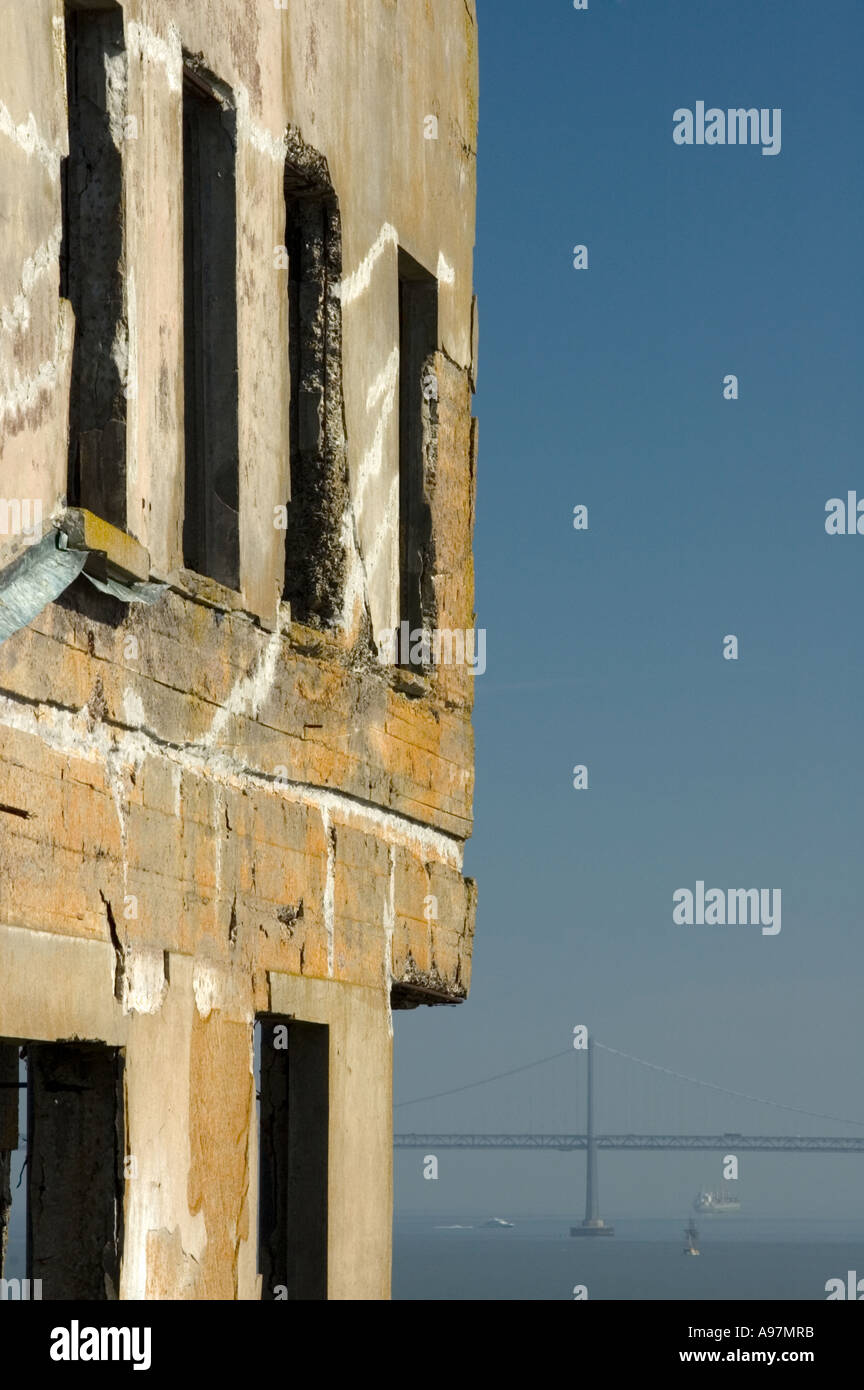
[{"x1": 0, "y1": 0, "x2": 477, "y2": 1300}]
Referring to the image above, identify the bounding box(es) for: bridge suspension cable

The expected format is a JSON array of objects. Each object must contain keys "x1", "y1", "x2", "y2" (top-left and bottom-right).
[
  {"x1": 593, "y1": 1042, "x2": 864, "y2": 1130},
  {"x1": 394, "y1": 1048, "x2": 572, "y2": 1108},
  {"x1": 395, "y1": 1037, "x2": 864, "y2": 1130}
]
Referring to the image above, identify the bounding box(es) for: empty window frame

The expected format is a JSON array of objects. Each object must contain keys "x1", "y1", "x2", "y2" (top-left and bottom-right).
[
  {"x1": 256, "y1": 1017, "x2": 329, "y2": 1300},
  {"x1": 62, "y1": 1, "x2": 128, "y2": 527},
  {"x1": 182, "y1": 63, "x2": 240, "y2": 589},
  {"x1": 0, "y1": 1043, "x2": 21, "y2": 1290},
  {"x1": 398, "y1": 251, "x2": 438, "y2": 640},
  {"x1": 281, "y1": 147, "x2": 349, "y2": 626},
  {"x1": 0, "y1": 1039, "x2": 123, "y2": 1301}
]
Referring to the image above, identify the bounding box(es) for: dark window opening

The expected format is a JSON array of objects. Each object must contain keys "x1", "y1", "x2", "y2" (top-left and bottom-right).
[
  {"x1": 0, "y1": 1043, "x2": 23, "y2": 1290},
  {"x1": 0, "y1": 1038, "x2": 123, "y2": 1301},
  {"x1": 256, "y1": 1016, "x2": 329, "y2": 1300},
  {"x1": 281, "y1": 140, "x2": 349, "y2": 627},
  {"x1": 182, "y1": 64, "x2": 240, "y2": 590},
  {"x1": 398, "y1": 250, "x2": 438, "y2": 645},
  {"x1": 62, "y1": 1, "x2": 127, "y2": 528}
]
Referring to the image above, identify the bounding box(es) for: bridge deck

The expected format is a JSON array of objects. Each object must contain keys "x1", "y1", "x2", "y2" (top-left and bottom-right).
[{"x1": 394, "y1": 1134, "x2": 864, "y2": 1153}]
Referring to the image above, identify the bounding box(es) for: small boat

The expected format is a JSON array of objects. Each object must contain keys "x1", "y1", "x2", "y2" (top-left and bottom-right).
[
  {"x1": 480, "y1": 1217, "x2": 514, "y2": 1228},
  {"x1": 683, "y1": 1218, "x2": 700, "y2": 1256}
]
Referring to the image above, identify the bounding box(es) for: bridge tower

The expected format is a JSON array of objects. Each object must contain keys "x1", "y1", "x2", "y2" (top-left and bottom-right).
[{"x1": 571, "y1": 1034, "x2": 615, "y2": 1237}]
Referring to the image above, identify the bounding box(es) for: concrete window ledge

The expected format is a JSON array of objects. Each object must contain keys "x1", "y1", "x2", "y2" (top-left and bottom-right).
[{"x1": 60, "y1": 508, "x2": 151, "y2": 586}]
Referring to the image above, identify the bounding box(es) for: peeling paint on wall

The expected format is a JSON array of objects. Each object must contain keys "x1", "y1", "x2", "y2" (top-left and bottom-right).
[{"x1": 0, "y1": 0, "x2": 478, "y2": 1304}]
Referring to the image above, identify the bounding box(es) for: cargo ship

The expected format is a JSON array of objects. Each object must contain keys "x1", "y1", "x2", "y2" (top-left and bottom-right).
[{"x1": 694, "y1": 1188, "x2": 741, "y2": 1214}]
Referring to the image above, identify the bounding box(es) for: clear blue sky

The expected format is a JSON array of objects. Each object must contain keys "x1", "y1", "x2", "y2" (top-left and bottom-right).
[{"x1": 395, "y1": 0, "x2": 864, "y2": 1220}]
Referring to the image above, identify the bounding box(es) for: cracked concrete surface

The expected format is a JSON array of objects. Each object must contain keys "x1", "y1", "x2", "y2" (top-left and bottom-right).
[{"x1": 0, "y1": 0, "x2": 477, "y2": 1301}]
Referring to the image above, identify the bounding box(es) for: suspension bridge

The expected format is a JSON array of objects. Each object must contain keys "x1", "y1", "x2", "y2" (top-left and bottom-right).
[{"x1": 394, "y1": 1036, "x2": 864, "y2": 1235}]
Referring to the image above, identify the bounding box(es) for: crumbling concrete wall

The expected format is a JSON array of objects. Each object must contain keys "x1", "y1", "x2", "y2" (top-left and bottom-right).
[{"x1": 0, "y1": 0, "x2": 477, "y2": 1301}]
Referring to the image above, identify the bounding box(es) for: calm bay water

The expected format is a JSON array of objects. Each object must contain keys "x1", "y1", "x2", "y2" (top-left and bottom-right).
[
  {"x1": 393, "y1": 1217, "x2": 864, "y2": 1301},
  {"x1": 7, "y1": 1219, "x2": 863, "y2": 1300}
]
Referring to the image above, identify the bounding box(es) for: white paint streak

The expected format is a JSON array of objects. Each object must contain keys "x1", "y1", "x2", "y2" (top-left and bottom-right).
[
  {"x1": 354, "y1": 346, "x2": 399, "y2": 512},
  {"x1": 205, "y1": 603, "x2": 285, "y2": 751},
  {"x1": 0, "y1": 101, "x2": 61, "y2": 177},
  {"x1": 104, "y1": 50, "x2": 129, "y2": 152},
  {"x1": 0, "y1": 694, "x2": 464, "y2": 869},
  {"x1": 366, "y1": 346, "x2": 400, "y2": 416},
  {"x1": 234, "y1": 85, "x2": 287, "y2": 163},
  {"x1": 342, "y1": 345, "x2": 400, "y2": 630},
  {"x1": 0, "y1": 225, "x2": 62, "y2": 338},
  {"x1": 0, "y1": 306, "x2": 73, "y2": 432},
  {"x1": 340, "y1": 222, "x2": 398, "y2": 308},
  {"x1": 126, "y1": 21, "x2": 182, "y2": 94},
  {"x1": 437, "y1": 251, "x2": 456, "y2": 286},
  {"x1": 0, "y1": 353, "x2": 58, "y2": 427},
  {"x1": 127, "y1": 25, "x2": 284, "y2": 161}
]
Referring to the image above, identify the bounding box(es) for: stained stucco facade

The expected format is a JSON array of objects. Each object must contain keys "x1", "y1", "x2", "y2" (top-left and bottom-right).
[{"x1": 0, "y1": 0, "x2": 477, "y2": 1300}]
